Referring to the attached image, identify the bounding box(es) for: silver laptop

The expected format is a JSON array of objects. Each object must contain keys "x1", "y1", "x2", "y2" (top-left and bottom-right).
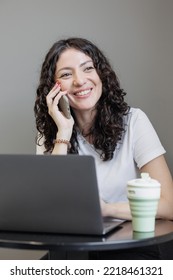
[{"x1": 0, "y1": 154, "x2": 124, "y2": 235}]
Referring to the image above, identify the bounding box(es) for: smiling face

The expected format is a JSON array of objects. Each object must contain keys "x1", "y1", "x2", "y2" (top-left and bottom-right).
[{"x1": 55, "y1": 48, "x2": 102, "y2": 114}]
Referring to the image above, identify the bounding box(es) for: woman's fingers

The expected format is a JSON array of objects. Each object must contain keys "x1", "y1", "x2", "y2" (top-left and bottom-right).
[
  {"x1": 46, "y1": 83, "x2": 61, "y2": 106},
  {"x1": 46, "y1": 82, "x2": 69, "y2": 123}
]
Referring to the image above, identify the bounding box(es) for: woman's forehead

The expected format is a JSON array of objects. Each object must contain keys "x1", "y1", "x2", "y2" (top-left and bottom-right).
[{"x1": 56, "y1": 48, "x2": 93, "y2": 69}]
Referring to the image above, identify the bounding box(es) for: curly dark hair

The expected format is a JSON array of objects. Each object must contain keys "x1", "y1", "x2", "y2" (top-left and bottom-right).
[{"x1": 34, "y1": 37, "x2": 130, "y2": 161}]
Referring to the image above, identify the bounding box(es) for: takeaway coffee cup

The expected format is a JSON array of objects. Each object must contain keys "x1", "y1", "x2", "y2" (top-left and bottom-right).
[{"x1": 127, "y1": 173, "x2": 161, "y2": 232}]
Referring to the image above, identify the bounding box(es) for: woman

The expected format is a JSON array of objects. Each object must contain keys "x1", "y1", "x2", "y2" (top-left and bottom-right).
[{"x1": 34, "y1": 37, "x2": 173, "y2": 259}]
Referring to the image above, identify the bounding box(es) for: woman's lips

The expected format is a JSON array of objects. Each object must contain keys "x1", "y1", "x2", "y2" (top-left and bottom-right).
[{"x1": 73, "y1": 88, "x2": 92, "y2": 97}]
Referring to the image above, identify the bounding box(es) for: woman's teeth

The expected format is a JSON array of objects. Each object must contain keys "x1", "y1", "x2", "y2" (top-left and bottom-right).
[{"x1": 75, "y1": 89, "x2": 91, "y2": 96}]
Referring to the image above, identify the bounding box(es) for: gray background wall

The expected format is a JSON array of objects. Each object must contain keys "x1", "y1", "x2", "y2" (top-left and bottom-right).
[{"x1": 0, "y1": 0, "x2": 173, "y2": 174}]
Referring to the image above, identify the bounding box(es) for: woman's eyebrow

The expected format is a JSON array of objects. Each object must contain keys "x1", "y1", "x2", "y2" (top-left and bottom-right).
[
  {"x1": 57, "y1": 60, "x2": 93, "y2": 73},
  {"x1": 80, "y1": 60, "x2": 93, "y2": 67}
]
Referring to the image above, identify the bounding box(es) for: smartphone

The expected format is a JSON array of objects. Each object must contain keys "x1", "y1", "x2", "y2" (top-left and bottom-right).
[{"x1": 59, "y1": 95, "x2": 71, "y2": 119}]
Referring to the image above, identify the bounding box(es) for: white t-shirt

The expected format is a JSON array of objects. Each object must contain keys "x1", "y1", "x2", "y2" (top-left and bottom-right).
[
  {"x1": 77, "y1": 108, "x2": 165, "y2": 203},
  {"x1": 36, "y1": 108, "x2": 165, "y2": 203}
]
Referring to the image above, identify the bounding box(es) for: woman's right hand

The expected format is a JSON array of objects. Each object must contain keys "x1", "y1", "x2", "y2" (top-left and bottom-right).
[{"x1": 46, "y1": 82, "x2": 74, "y2": 140}]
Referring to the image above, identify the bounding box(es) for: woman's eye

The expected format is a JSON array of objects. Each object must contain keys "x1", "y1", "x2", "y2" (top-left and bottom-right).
[
  {"x1": 60, "y1": 73, "x2": 71, "y2": 78},
  {"x1": 84, "y1": 66, "x2": 94, "y2": 72}
]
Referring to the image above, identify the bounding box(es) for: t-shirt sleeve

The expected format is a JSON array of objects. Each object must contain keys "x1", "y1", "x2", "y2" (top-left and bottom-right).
[{"x1": 131, "y1": 109, "x2": 166, "y2": 169}]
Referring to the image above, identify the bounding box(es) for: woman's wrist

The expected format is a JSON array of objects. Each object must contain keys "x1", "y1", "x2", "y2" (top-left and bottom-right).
[
  {"x1": 101, "y1": 200, "x2": 132, "y2": 220},
  {"x1": 53, "y1": 138, "x2": 71, "y2": 149},
  {"x1": 51, "y1": 132, "x2": 72, "y2": 155},
  {"x1": 100, "y1": 200, "x2": 113, "y2": 217},
  {"x1": 56, "y1": 131, "x2": 72, "y2": 142}
]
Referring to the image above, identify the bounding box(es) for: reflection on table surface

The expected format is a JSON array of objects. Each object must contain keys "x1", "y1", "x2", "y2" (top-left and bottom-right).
[{"x1": 0, "y1": 220, "x2": 173, "y2": 251}]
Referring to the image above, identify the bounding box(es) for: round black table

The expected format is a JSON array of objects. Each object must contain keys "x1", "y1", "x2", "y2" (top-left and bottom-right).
[{"x1": 0, "y1": 220, "x2": 173, "y2": 255}]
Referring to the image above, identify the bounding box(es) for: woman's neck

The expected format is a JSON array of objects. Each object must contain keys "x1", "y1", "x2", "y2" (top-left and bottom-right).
[{"x1": 73, "y1": 108, "x2": 96, "y2": 135}]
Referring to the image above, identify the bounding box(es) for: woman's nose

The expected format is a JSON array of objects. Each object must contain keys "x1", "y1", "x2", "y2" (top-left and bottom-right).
[{"x1": 73, "y1": 71, "x2": 86, "y2": 86}]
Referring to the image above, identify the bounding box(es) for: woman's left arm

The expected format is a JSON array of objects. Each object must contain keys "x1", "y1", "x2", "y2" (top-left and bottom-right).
[
  {"x1": 100, "y1": 155, "x2": 173, "y2": 220},
  {"x1": 140, "y1": 155, "x2": 173, "y2": 220}
]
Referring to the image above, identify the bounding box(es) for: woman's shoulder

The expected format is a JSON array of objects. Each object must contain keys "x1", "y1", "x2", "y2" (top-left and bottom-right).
[
  {"x1": 128, "y1": 107, "x2": 146, "y2": 116},
  {"x1": 126, "y1": 107, "x2": 149, "y2": 123}
]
